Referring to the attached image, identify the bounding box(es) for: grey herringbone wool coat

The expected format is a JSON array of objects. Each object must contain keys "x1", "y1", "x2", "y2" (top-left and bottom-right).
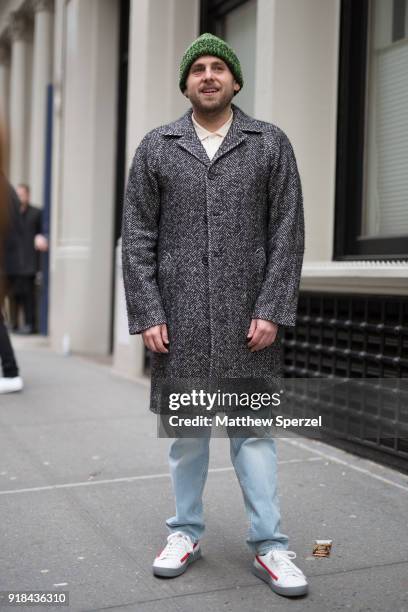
[{"x1": 122, "y1": 103, "x2": 305, "y2": 414}]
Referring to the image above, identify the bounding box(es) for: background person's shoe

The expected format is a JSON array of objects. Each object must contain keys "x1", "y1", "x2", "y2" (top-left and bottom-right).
[
  {"x1": 152, "y1": 531, "x2": 201, "y2": 577},
  {"x1": 0, "y1": 376, "x2": 24, "y2": 394},
  {"x1": 252, "y1": 550, "x2": 308, "y2": 597}
]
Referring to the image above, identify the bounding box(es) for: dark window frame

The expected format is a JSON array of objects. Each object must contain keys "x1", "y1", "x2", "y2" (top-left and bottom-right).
[
  {"x1": 334, "y1": 0, "x2": 408, "y2": 261},
  {"x1": 200, "y1": 0, "x2": 250, "y2": 35}
]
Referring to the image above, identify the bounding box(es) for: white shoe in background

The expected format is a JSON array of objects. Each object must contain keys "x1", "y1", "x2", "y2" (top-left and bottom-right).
[{"x1": 0, "y1": 376, "x2": 24, "y2": 394}]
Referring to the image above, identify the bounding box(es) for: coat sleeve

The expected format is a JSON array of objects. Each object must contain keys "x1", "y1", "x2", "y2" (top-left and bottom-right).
[
  {"x1": 35, "y1": 207, "x2": 42, "y2": 234},
  {"x1": 121, "y1": 134, "x2": 167, "y2": 335},
  {"x1": 252, "y1": 129, "x2": 305, "y2": 327}
]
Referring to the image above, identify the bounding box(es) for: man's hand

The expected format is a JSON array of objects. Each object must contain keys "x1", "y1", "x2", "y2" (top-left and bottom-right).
[
  {"x1": 142, "y1": 323, "x2": 169, "y2": 353},
  {"x1": 247, "y1": 319, "x2": 278, "y2": 352},
  {"x1": 34, "y1": 234, "x2": 49, "y2": 252}
]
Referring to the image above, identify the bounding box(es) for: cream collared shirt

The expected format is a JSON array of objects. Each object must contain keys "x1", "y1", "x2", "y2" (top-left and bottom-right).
[{"x1": 192, "y1": 111, "x2": 233, "y2": 160}]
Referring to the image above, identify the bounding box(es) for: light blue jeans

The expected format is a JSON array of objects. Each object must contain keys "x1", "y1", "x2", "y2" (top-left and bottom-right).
[{"x1": 165, "y1": 430, "x2": 289, "y2": 555}]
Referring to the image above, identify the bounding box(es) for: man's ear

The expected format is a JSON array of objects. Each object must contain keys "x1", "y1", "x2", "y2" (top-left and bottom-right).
[{"x1": 233, "y1": 82, "x2": 240, "y2": 93}]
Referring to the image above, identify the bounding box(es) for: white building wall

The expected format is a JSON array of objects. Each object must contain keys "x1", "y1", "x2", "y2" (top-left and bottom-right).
[
  {"x1": 8, "y1": 10, "x2": 33, "y2": 186},
  {"x1": 272, "y1": 0, "x2": 340, "y2": 264},
  {"x1": 29, "y1": 0, "x2": 54, "y2": 207},
  {"x1": 49, "y1": 0, "x2": 119, "y2": 355},
  {"x1": 255, "y1": 0, "x2": 340, "y2": 264}
]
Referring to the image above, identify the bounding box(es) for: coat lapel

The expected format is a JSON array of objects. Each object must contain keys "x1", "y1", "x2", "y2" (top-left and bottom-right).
[
  {"x1": 177, "y1": 133, "x2": 211, "y2": 167},
  {"x1": 162, "y1": 104, "x2": 264, "y2": 167},
  {"x1": 209, "y1": 118, "x2": 246, "y2": 165},
  {"x1": 210, "y1": 105, "x2": 264, "y2": 165},
  {"x1": 162, "y1": 108, "x2": 210, "y2": 167}
]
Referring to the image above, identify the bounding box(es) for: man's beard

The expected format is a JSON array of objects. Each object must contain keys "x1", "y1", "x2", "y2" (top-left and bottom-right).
[{"x1": 190, "y1": 89, "x2": 235, "y2": 116}]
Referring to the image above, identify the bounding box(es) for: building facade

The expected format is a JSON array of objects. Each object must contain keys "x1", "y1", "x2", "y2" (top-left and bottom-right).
[{"x1": 0, "y1": 0, "x2": 407, "y2": 461}]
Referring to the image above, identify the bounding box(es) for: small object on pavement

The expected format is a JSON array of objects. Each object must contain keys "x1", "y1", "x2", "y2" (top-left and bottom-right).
[{"x1": 312, "y1": 540, "x2": 333, "y2": 557}]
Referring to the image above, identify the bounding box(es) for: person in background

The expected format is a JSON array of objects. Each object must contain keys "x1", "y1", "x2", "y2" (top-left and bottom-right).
[
  {"x1": 8, "y1": 184, "x2": 48, "y2": 334},
  {"x1": 0, "y1": 125, "x2": 24, "y2": 394}
]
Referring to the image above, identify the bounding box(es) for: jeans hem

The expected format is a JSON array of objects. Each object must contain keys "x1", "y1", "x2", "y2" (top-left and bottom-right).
[
  {"x1": 256, "y1": 544, "x2": 289, "y2": 555},
  {"x1": 166, "y1": 526, "x2": 201, "y2": 544}
]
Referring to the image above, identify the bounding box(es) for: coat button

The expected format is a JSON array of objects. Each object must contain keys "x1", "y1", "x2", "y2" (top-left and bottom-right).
[
  {"x1": 202, "y1": 256, "x2": 208, "y2": 265},
  {"x1": 207, "y1": 170, "x2": 217, "y2": 180}
]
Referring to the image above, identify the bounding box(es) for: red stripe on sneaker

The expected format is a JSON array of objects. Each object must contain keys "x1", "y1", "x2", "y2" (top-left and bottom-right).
[
  {"x1": 255, "y1": 555, "x2": 279, "y2": 581},
  {"x1": 180, "y1": 552, "x2": 191, "y2": 563}
]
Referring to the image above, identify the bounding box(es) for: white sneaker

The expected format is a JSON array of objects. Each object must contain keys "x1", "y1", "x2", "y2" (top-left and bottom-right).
[
  {"x1": 152, "y1": 531, "x2": 201, "y2": 577},
  {"x1": 0, "y1": 376, "x2": 23, "y2": 394},
  {"x1": 252, "y1": 550, "x2": 308, "y2": 597}
]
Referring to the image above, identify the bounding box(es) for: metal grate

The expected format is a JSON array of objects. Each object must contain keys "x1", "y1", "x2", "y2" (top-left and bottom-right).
[{"x1": 282, "y1": 292, "x2": 408, "y2": 466}]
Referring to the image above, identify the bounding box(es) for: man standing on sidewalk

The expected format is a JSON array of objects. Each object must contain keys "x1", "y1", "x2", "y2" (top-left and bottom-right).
[{"x1": 122, "y1": 33, "x2": 307, "y2": 598}]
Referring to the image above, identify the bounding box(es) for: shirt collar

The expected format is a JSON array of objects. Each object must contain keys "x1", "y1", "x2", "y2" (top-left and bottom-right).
[{"x1": 192, "y1": 110, "x2": 233, "y2": 141}]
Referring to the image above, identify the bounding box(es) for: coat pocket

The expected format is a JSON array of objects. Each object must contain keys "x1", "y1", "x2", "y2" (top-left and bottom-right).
[
  {"x1": 247, "y1": 247, "x2": 267, "y2": 310},
  {"x1": 157, "y1": 251, "x2": 173, "y2": 307},
  {"x1": 158, "y1": 250, "x2": 172, "y2": 272},
  {"x1": 253, "y1": 247, "x2": 267, "y2": 278}
]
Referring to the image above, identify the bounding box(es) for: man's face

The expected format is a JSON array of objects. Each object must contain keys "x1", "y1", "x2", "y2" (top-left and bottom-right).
[
  {"x1": 16, "y1": 186, "x2": 29, "y2": 206},
  {"x1": 184, "y1": 55, "x2": 240, "y2": 114}
]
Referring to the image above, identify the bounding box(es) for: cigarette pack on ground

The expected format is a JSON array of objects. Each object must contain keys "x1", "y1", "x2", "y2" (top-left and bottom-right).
[{"x1": 313, "y1": 540, "x2": 333, "y2": 557}]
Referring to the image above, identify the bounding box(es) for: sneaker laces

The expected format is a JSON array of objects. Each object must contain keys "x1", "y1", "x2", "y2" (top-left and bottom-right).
[
  {"x1": 157, "y1": 531, "x2": 194, "y2": 560},
  {"x1": 266, "y1": 550, "x2": 305, "y2": 578}
]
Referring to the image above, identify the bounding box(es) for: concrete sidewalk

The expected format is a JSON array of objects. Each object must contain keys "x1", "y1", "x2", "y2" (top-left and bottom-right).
[{"x1": 1, "y1": 337, "x2": 408, "y2": 612}]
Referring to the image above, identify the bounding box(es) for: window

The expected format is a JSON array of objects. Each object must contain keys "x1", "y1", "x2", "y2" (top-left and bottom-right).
[{"x1": 334, "y1": 0, "x2": 408, "y2": 259}]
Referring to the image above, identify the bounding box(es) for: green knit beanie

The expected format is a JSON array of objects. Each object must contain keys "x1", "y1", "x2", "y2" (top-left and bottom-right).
[{"x1": 179, "y1": 33, "x2": 243, "y2": 94}]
